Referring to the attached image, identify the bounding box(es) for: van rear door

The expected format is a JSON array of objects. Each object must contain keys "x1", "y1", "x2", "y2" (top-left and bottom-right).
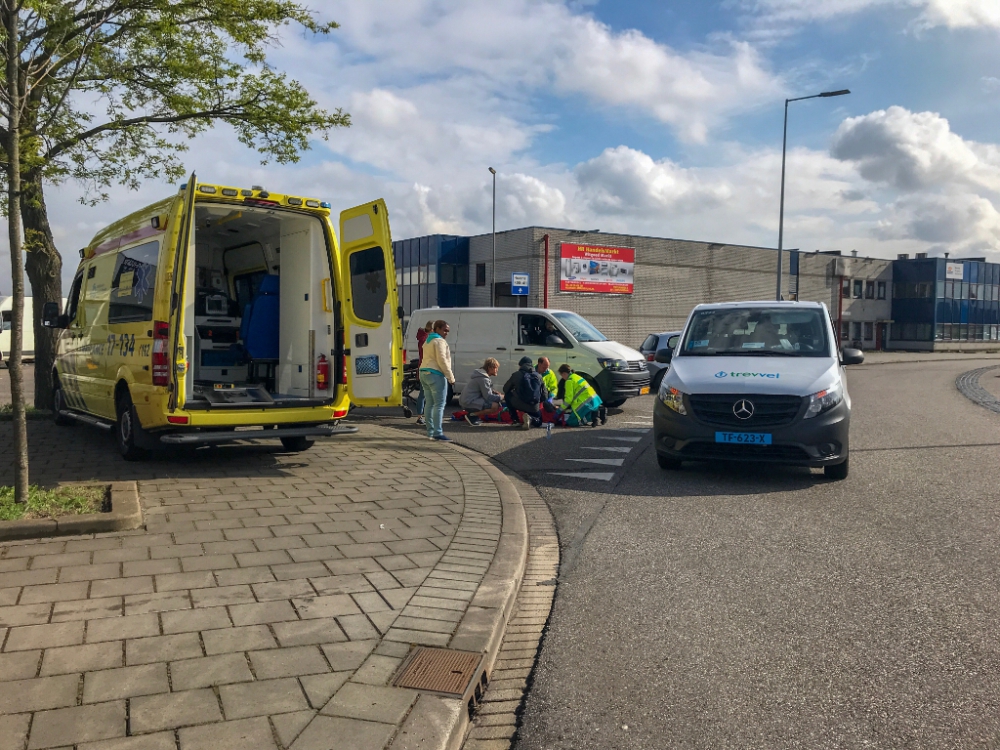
[{"x1": 339, "y1": 199, "x2": 402, "y2": 407}]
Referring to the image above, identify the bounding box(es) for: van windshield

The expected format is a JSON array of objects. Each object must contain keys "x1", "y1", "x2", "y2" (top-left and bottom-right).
[
  {"x1": 552, "y1": 312, "x2": 607, "y2": 342},
  {"x1": 679, "y1": 307, "x2": 830, "y2": 357}
]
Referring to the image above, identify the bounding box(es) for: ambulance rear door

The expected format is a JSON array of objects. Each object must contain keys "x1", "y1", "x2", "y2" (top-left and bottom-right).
[{"x1": 338, "y1": 199, "x2": 402, "y2": 407}]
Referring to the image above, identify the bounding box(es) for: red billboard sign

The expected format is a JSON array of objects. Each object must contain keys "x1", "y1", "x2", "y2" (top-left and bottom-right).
[{"x1": 559, "y1": 243, "x2": 635, "y2": 294}]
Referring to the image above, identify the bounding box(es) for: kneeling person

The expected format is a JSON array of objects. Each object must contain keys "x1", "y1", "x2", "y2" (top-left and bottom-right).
[
  {"x1": 504, "y1": 356, "x2": 549, "y2": 429},
  {"x1": 558, "y1": 365, "x2": 606, "y2": 427},
  {"x1": 459, "y1": 358, "x2": 503, "y2": 425}
]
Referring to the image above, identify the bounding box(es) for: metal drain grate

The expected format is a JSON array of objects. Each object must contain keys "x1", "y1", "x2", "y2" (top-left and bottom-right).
[{"x1": 393, "y1": 647, "x2": 484, "y2": 696}]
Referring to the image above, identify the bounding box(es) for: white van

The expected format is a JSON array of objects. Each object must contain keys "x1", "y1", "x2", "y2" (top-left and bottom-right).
[
  {"x1": 652, "y1": 301, "x2": 864, "y2": 480},
  {"x1": 405, "y1": 307, "x2": 650, "y2": 407},
  {"x1": 1, "y1": 296, "x2": 65, "y2": 363}
]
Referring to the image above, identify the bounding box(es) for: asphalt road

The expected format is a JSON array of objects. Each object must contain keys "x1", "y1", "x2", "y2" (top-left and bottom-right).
[
  {"x1": 510, "y1": 358, "x2": 1000, "y2": 750},
  {"x1": 361, "y1": 356, "x2": 1000, "y2": 749}
]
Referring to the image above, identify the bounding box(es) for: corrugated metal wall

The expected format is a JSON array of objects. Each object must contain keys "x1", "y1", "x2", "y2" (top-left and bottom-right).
[{"x1": 469, "y1": 228, "x2": 810, "y2": 348}]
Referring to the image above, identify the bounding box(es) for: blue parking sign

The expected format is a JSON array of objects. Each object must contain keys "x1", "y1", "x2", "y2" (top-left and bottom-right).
[{"x1": 512, "y1": 273, "x2": 529, "y2": 296}]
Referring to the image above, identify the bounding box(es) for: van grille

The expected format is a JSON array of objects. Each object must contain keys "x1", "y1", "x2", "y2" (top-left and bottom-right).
[
  {"x1": 679, "y1": 442, "x2": 811, "y2": 463},
  {"x1": 626, "y1": 360, "x2": 646, "y2": 372},
  {"x1": 688, "y1": 393, "x2": 802, "y2": 428}
]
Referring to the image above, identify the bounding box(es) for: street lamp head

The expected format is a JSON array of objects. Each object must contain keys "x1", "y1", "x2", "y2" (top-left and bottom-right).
[
  {"x1": 488, "y1": 167, "x2": 496, "y2": 175},
  {"x1": 818, "y1": 89, "x2": 851, "y2": 97}
]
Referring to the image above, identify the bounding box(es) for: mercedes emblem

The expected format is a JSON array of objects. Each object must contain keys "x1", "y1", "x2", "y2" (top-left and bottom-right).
[{"x1": 733, "y1": 399, "x2": 755, "y2": 420}]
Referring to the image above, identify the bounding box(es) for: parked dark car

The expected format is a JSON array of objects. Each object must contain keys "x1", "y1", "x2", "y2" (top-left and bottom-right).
[{"x1": 639, "y1": 331, "x2": 682, "y2": 392}]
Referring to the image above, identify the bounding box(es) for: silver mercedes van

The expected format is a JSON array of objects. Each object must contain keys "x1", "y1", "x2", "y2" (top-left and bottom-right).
[{"x1": 652, "y1": 301, "x2": 863, "y2": 480}]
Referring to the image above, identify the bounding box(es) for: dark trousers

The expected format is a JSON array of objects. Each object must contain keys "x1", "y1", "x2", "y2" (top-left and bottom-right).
[{"x1": 505, "y1": 391, "x2": 541, "y2": 422}]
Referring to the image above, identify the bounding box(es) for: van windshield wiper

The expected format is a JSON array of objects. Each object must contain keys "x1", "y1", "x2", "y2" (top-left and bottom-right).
[{"x1": 736, "y1": 350, "x2": 803, "y2": 356}]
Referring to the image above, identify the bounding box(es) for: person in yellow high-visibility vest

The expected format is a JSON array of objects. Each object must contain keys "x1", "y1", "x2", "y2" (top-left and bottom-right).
[
  {"x1": 536, "y1": 357, "x2": 559, "y2": 414},
  {"x1": 556, "y1": 364, "x2": 606, "y2": 427}
]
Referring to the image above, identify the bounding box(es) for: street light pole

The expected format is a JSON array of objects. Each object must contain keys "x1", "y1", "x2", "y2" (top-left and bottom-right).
[
  {"x1": 776, "y1": 89, "x2": 850, "y2": 300},
  {"x1": 489, "y1": 167, "x2": 496, "y2": 307}
]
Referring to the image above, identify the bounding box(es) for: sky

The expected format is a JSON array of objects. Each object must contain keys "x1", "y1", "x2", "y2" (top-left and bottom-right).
[{"x1": 3, "y1": 0, "x2": 1000, "y2": 295}]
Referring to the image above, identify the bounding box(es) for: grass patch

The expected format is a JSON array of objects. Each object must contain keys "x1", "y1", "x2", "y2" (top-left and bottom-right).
[
  {"x1": 0, "y1": 485, "x2": 108, "y2": 521},
  {"x1": 0, "y1": 403, "x2": 46, "y2": 421}
]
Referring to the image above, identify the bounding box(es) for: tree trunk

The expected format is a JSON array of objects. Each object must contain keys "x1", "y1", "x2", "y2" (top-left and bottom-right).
[
  {"x1": 5, "y1": 0, "x2": 30, "y2": 501},
  {"x1": 22, "y1": 168, "x2": 62, "y2": 411}
]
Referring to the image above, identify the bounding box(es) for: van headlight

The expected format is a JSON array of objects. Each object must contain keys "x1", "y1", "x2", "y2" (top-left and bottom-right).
[
  {"x1": 804, "y1": 382, "x2": 843, "y2": 419},
  {"x1": 598, "y1": 358, "x2": 628, "y2": 371},
  {"x1": 658, "y1": 384, "x2": 687, "y2": 415}
]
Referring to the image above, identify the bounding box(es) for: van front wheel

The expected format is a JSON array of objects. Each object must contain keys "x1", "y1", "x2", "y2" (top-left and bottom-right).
[
  {"x1": 280, "y1": 436, "x2": 314, "y2": 452},
  {"x1": 116, "y1": 393, "x2": 148, "y2": 462},
  {"x1": 824, "y1": 457, "x2": 849, "y2": 480}
]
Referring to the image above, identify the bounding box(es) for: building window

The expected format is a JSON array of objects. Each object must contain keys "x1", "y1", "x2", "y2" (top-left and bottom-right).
[
  {"x1": 877, "y1": 281, "x2": 886, "y2": 299},
  {"x1": 475, "y1": 263, "x2": 486, "y2": 287},
  {"x1": 863, "y1": 322, "x2": 874, "y2": 341},
  {"x1": 853, "y1": 280, "x2": 863, "y2": 298},
  {"x1": 841, "y1": 322, "x2": 850, "y2": 341},
  {"x1": 842, "y1": 278, "x2": 851, "y2": 298},
  {"x1": 865, "y1": 281, "x2": 875, "y2": 299},
  {"x1": 852, "y1": 322, "x2": 862, "y2": 341}
]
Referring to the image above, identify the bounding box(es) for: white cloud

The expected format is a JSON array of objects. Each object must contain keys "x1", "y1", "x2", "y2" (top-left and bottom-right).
[
  {"x1": 831, "y1": 106, "x2": 989, "y2": 190},
  {"x1": 874, "y1": 193, "x2": 1000, "y2": 249},
  {"x1": 575, "y1": 146, "x2": 733, "y2": 215},
  {"x1": 739, "y1": 0, "x2": 1000, "y2": 31}
]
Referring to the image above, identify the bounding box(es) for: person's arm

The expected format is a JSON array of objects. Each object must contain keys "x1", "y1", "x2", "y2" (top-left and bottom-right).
[
  {"x1": 556, "y1": 378, "x2": 566, "y2": 401},
  {"x1": 437, "y1": 340, "x2": 456, "y2": 383}
]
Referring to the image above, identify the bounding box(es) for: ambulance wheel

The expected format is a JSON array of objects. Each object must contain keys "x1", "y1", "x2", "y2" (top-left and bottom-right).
[
  {"x1": 52, "y1": 384, "x2": 73, "y2": 427},
  {"x1": 280, "y1": 436, "x2": 314, "y2": 452},
  {"x1": 116, "y1": 392, "x2": 148, "y2": 462}
]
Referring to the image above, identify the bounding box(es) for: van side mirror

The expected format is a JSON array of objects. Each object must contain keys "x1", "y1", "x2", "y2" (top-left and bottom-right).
[
  {"x1": 841, "y1": 347, "x2": 864, "y2": 365},
  {"x1": 654, "y1": 348, "x2": 673, "y2": 364},
  {"x1": 666, "y1": 335, "x2": 680, "y2": 350},
  {"x1": 42, "y1": 301, "x2": 66, "y2": 328}
]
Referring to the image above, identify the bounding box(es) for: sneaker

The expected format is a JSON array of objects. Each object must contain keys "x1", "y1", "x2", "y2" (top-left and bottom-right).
[
  {"x1": 464, "y1": 414, "x2": 481, "y2": 426},
  {"x1": 591, "y1": 415, "x2": 599, "y2": 427},
  {"x1": 433, "y1": 434, "x2": 452, "y2": 441},
  {"x1": 521, "y1": 413, "x2": 531, "y2": 430},
  {"x1": 415, "y1": 416, "x2": 425, "y2": 426}
]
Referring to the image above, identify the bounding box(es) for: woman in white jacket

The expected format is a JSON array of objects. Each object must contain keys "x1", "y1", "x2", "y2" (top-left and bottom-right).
[{"x1": 418, "y1": 320, "x2": 456, "y2": 441}]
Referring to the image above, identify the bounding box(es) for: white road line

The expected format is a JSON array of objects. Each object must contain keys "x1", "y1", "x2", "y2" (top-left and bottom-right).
[
  {"x1": 550, "y1": 472, "x2": 615, "y2": 481},
  {"x1": 623, "y1": 421, "x2": 653, "y2": 425},
  {"x1": 596, "y1": 436, "x2": 642, "y2": 442},
  {"x1": 566, "y1": 458, "x2": 625, "y2": 467},
  {"x1": 582, "y1": 446, "x2": 631, "y2": 453}
]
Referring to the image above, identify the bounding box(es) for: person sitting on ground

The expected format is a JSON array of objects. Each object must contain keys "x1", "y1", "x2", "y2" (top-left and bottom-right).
[
  {"x1": 459, "y1": 358, "x2": 503, "y2": 425},
  {"x1": 503, "y1": 356, "x2": 549, "y2": 429},
  {"x1": 556, "y1": 364, "x2": 606, "y2": 427},
  {"x1": 536, "y1": 357, "x2": 559, "y2": 412}
]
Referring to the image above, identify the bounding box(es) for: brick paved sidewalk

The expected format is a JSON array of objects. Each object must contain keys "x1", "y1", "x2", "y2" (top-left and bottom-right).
[{"x1": 0, "y1": 423, "x2": 527, "y2": 750}]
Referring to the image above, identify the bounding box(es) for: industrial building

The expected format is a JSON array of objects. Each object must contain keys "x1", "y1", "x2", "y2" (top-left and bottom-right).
[{"x1": 392, "y1": 227, "x2": 998, "y2": 352}]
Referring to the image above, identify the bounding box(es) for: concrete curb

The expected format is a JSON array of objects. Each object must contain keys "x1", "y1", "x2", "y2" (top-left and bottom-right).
[
  {"x1": 0, "y1": 481, "x2": 143, "y2": 541},
  {"x1": 956, "y1": 365, "x2": 1000, "y2": 415},
  {"x1": 388, "y1": 442, "x2": 529, "y2": 750}
]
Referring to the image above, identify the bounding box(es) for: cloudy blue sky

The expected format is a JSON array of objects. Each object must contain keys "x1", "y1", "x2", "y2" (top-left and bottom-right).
[{"x1": 4, "y1": 0, "x2": 1000, "y2": 293}]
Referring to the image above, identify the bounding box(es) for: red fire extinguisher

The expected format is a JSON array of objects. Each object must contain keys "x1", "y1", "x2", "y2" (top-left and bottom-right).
[{"x1": 316, "y1": 354, "x2": 330, "y2": 391}]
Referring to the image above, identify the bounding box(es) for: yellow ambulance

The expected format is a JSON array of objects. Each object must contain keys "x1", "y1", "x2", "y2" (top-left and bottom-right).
[{"x1": 43, "y1": 173, "x2": 402, "y2": 459}]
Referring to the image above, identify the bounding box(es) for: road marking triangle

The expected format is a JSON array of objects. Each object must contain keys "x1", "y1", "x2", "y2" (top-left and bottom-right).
[
  {"x1": 566, "y1": 458, "x2": 624, "y2": 466},
  {"x1": 550, "y1": 472, "x2": 615, "y2": 481}
]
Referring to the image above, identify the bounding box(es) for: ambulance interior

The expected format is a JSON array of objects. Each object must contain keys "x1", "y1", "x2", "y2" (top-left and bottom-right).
[{"x1": 185, "y1": 203, "x2": 336, "y2": 407}]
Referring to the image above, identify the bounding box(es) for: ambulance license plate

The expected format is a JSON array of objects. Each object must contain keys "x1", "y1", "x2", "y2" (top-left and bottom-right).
[
  {"x1": 715, "y1": 432, "x2": 771, "y2": 445},
  {"x1": 639, "y1": 387, "x2": 650, "y2": 395}
]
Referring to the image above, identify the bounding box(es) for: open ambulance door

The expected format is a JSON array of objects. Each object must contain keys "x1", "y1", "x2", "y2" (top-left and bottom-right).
[
  {"x1": 167, "y1": 173, "x2": 197, "y2": 410},
  {"x1": 339, "y1": 199, "x2": 402, "y2": 407}
]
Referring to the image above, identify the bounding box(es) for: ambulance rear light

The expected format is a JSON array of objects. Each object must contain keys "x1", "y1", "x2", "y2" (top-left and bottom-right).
[
  {"x1": 333, "y1": 409, "x2": 348, "y2": 419},
  {"x1": 166, "y1": 415, "x2": 189, "y2": 424},
  {"x1": 152, "y1": 321, "x2": 170, "y2": 386}
]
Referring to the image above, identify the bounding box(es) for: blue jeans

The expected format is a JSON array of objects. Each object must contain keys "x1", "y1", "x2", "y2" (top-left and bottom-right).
[
  {"x1": 415, "y1": 387, "x2": 425, "y2": 416},
  {"x1": 419, "y1": 370, "x2": 447, "y2": 438}
]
